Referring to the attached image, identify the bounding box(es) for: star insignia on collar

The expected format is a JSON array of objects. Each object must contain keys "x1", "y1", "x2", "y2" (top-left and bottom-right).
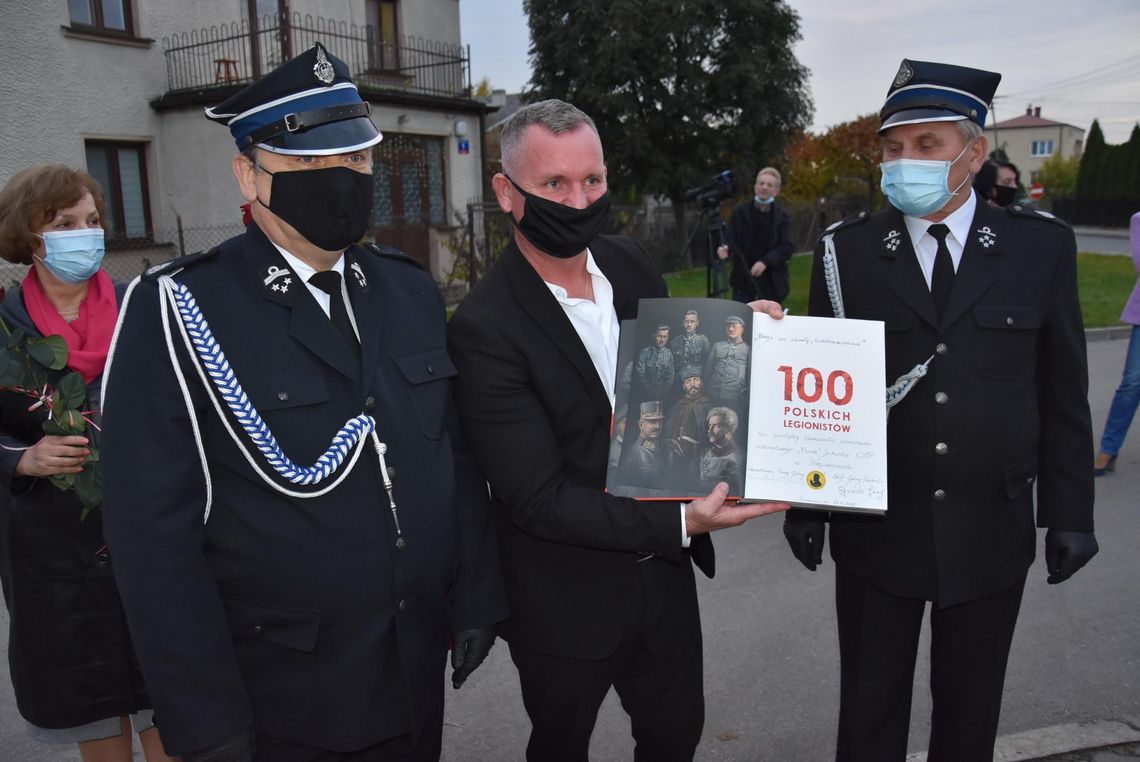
[
  {"x1": 884, "y1": 229, "x2": 902, "y2": 253},
  {"x1": 350, "y1": 262, "x2": 368, "y2": 289},
  {"x1": 976, "y1": 226, "x2": 997, "y2": 249}
]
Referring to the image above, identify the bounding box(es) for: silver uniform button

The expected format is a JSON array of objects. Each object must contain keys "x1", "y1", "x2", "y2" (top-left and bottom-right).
[
  {"x1": 935, "y1": 442, "x2": 948, "y2": 455},
  {"x1": 935, "y1": 343, "x2": 948, "y2": 356},
  {"x1": 933, "y1": 489, "x2": 946, "y2": 501},
  {"x1": 1006, "y1": 316, "x2": 1014, "y2": 326},
  {"x1": 935, "y1": 392, "x2": 948, "y2": 404}
]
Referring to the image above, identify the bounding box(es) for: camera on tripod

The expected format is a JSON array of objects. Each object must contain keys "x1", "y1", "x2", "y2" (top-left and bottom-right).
[
  {"x1": 680, "y1": 170, "x2": 736, "y2": 298},
  {"x1": 685, "y1": 170, "x2": 735, "y2": 210}
]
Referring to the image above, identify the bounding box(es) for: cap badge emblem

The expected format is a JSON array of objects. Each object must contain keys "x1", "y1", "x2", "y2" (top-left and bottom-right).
[
  {"x1": 313, "y1": 46, "x2": 335, "y2": 85},
  {"x1": 894, "y1": 60, "x2": 914, "y2": 87}
]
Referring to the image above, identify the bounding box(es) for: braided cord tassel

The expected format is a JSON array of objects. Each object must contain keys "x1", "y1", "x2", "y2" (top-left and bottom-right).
[
  {"x1": 170, "y1": 280, "x2": 374, "y2": 485},
  {"x1": 823, "y1": 232, "x2": 934, "y2": 415},
  {"x1": 885, "y1": 355, "x2": 934, "y2": 415},
  {"x1": 822, "y1": 234, "x2": 845, "y2": 319}
]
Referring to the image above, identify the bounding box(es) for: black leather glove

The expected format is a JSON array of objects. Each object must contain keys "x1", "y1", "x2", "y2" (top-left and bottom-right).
[
  {"x1": 1045, "y1": 529, "x2": 1099, "y2": 584},
  {"x1": 183, "y1": 728, "x2": 255, "y2": 762},
  {"x1": 783, "y1": 516, "x2": 826, "y2": 571},
  {"x1": 451, "y1": 627, "x2": 496, "y2": 689}
]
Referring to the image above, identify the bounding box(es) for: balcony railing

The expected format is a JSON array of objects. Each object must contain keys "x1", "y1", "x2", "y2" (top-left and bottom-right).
[{"x1": 162, "y1": 12, "x2": 471, "y2": 100}]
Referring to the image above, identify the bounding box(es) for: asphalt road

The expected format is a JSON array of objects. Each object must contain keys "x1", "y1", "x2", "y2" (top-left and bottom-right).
[
  {"x1": 440, "y1": 335, "x2": 1140, "y2": 761},
  {"x1": 2, "y1": 337, "x2": 1137, "y2": 761},
  {"x1": 1075, "y1": 229, "x2": 1131, "y2": 255}
]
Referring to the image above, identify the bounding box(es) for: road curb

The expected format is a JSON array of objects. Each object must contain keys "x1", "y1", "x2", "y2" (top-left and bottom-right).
[
  {"x1": 1074, "y1": 227, "x2": 1130, "y2": 240},
  {"x1": 1087, "y1": 326, "x2": 1133, "y2": 342},
  {"x1": 904, "y1": 718, "x2": 1140, "y2": 761}
]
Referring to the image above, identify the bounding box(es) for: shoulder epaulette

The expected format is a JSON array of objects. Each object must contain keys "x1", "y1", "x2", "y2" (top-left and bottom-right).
[
  {"x1": 142, "y1": 247, "x2": 220, "y2": 281},
  {"x1": 1005, "y1": 203, "x2": 1069, "y2": 228},
  {"x1": 362, "y1": 241, "x2": 424, "y2": 271},
  {"x1": 819, "y1": 210, "x2": 871, "y2": 241}
]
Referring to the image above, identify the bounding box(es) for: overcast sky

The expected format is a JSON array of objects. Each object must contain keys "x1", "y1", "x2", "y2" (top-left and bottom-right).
[{"x1": 458, "y1": 0, "x2": 1140, "y2": 143}]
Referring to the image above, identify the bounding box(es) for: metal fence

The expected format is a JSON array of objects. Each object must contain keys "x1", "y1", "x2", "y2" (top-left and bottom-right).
[
  {"x1": 450, "y1": 197, "x2": 869, "y2": 297},
  {"x1": 163, "y1": 12, "x2": 470, "y2": 99}
]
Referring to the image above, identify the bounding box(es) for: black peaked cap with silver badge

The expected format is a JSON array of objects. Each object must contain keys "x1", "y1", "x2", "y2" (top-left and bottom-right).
[
  {"x1": 205, "y1": 43, "x2": 382, "y2": 154},
  {"x1": 879, "y1": 59, "x2": 1001, "y2": 134}
]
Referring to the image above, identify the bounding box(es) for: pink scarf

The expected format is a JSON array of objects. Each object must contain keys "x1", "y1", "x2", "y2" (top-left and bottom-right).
[{"x1": 22, "y1": 268, "x2": 118, "y2": 384}]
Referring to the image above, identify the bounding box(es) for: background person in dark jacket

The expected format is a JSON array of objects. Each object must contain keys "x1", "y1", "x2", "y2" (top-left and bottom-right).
[
  {"x1": 0, "y1": 165, "x2": 173, "y2": 761},
  {"x1": 717, "y1": 167, "x2": 794, "y2": 304}
]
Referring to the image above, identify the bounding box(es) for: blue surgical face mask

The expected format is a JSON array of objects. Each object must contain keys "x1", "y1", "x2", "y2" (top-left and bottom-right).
[
  {"x1": 753, "y1": 195, "x2": 775, "y2": 206},
  {"x1": 880, "y1": 138, "x2": 975, "y2": 217},
  {"x1": 35, "y1": 228, "x2": 105, "y2": 283}
]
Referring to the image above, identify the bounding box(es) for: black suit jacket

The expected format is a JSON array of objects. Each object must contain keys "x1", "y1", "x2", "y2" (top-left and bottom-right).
[
  {"x1": 805, "y1": 199, "x2": 1094, "y2": 607},
  {"x1": 101, "y1": 224, "x2": 506, "y2": 755},
  {"x1": 448, "y1": 235, "x2": 713, "y2": 660}
]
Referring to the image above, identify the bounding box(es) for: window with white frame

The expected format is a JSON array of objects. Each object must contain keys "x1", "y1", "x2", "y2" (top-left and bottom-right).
[{"x1": 1031, "y1": 140, "x2": 1055, "y2": 157}]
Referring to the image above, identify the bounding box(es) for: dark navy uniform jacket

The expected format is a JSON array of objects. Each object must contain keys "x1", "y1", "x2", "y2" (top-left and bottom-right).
[
  {"x1": 805, "y1": 199, "x2": 1094, "y2": 607},
  {"x1": 101, "y1": 223, "x2": 506, "y2": 755}
]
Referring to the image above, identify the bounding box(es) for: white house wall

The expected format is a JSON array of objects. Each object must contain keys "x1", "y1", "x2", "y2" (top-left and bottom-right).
[
  {"x1": 0, "y1": 0, "x2": 484, "y2": 283},
  {"x1": 402, "y1": 1, "x2": 462, "y2": 47}
]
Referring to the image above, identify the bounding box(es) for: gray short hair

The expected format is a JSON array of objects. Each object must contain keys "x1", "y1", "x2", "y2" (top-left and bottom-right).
[
  {"x1": 757, "y1": 167, "x2": 782, "y2": 186},
  {"x1": 500, "y1": 99, "x2": 599, "y2": 177},
  {"x1": 955, "y1": 119, "x2": 984, "y2": 144},
  {"x1": 708, "y1": 406, "x2": 739, "y2": 433}
]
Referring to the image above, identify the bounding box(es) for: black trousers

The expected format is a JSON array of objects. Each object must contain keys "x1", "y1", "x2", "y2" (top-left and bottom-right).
[
  {"x1": 834, "y1": 567, "x2": 1027, "y2": 762},
  {"x1": 253, "y1": 731, "x2": 442, "y2": 762},
  {"x1": 508, "y1": 556, "x2": 705, "y2": 762}
]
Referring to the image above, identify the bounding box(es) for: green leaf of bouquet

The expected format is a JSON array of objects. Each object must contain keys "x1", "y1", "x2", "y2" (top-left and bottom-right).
[
  {"x1": 0, "y1": 354, "x2": 25, "y2": 386},
  {"x1": 51, "y1": 407, "x2": 88, "y2": 434},
  {"x1": 27, "y1": 335, "x2": 69, "y2": 370},
  {"x1": 7, "y1": 328, "x2": 25, "y2": 349},
  {"x1": 49, "y1": 472, "x2": 76, "y2": 491},
  {"x1": 56, "y1": 372, "x2": 87, "y2": 410},
  {"x1": 74, "y1": 465, "x2": 102, "y2": 517}
]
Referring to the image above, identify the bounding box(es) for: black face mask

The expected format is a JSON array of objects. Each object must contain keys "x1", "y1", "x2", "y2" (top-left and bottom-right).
[
  {"x1": 255, "y1": 163, "x2": 374, "y2": 251},
  {"x1": 992, "y1": 185, "x2": 1018, "y2": 207},
  {"x1": 506, "y1": 176, "x2": 611, "y2": 259}
]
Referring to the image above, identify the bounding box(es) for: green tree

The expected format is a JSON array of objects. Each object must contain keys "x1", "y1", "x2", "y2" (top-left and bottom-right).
[
  {"x1": 524, "y1": 0, "x2": 812, "y2": 255},
  {"x1": 1124, "y1": 123, "x2": 1140, "y2": 199},
  {"x1": 781, "y1": 114, "x2": 882, "y2": 209},
  {"x1": 1035, "y1": 153, "x2": 1081, "y2": 200},
  {"x1": 1076, "y1": 119, "x2": 1107, "y2": 202}
]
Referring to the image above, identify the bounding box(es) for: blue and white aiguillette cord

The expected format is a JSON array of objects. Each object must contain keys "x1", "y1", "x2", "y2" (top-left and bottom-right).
[{"x1": 157, "y1": 275, "x2": 404, "y2": 546}]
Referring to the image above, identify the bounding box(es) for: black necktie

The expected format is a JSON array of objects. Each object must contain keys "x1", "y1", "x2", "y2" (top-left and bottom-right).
[
  {"x1": 927, "y1": 223, "x2": 954, "y2": 318},
  {"x1": 308, "y1": 270, "x2": 359, "y2": 353}
]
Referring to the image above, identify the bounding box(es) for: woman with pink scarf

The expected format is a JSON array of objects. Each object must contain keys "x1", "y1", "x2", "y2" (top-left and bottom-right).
[{"x1": 0, "y1": 165, "x2": 175, "y2": 761}]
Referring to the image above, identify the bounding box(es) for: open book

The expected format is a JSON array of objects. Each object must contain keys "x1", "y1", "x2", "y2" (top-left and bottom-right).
[{"x1": 605, "y1": 298, "x2": 887, "y2": 514}]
